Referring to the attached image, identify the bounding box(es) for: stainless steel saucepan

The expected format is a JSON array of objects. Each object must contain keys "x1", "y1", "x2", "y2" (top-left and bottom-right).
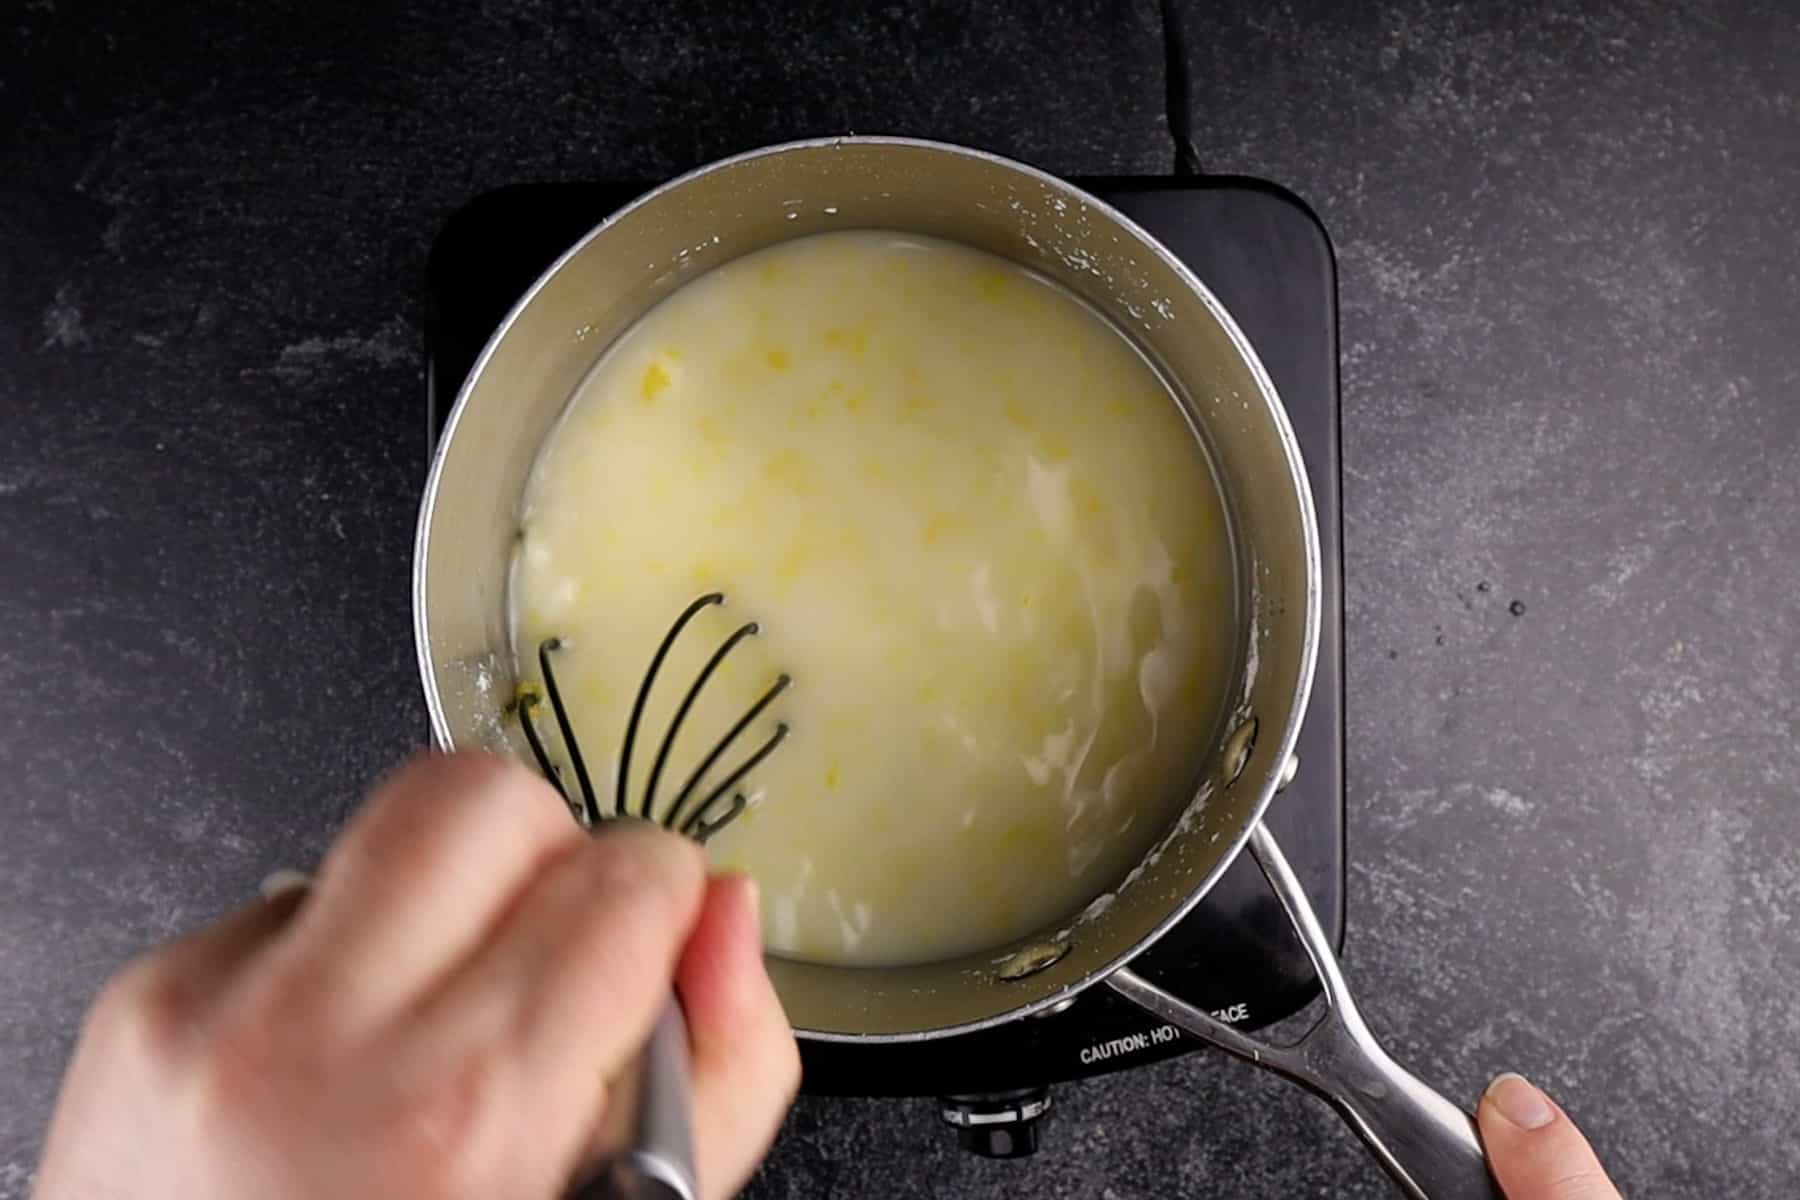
[{"x1": 414, "y1": 136, "x2": 1500, "y2": 1199}]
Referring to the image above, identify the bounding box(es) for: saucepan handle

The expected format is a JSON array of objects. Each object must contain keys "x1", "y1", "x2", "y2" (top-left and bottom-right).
[{"x1": 1106, "y1": 822, "x2": 1500, "y2": 1200}]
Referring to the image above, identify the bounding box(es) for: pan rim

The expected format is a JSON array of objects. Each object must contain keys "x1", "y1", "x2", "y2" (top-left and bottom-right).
[{"x1": 412, "y1": 135, "x2": 1323, "y2": 1042}]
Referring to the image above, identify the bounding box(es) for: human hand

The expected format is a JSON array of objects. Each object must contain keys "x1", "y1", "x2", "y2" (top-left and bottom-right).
[
  {"x1": 1479, "y1": 1072, "x2": 1621, "y2": 1199},
  {"x1": 33, "y1": 751, "x2": 800, "y2": 1200}
]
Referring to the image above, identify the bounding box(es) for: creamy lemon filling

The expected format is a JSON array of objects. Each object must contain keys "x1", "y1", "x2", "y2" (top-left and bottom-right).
[{"x1": 512, "y1": 230, "x2": 1235, "y2": 966}]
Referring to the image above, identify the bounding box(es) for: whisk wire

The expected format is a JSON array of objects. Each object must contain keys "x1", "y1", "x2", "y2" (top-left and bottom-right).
[
  {"x1": 538, "y1": 638, "x2": 601, "y2": 826},
  {"x1": 681, "y1": 717, "x2": 789, "y2": 840},
  {"x1": 618, "y1": 592, "x2": 724, "y2": 819},
  {"x1": 516, "y1": 692, "x2": 563, "y2": 800},
  {"x1": 684, "y1": 793, "x2": 747, "y2": 842},
  {"x1": 642, "y1": 619, "x2": 762, "y2": 821},
  {"x1": 663, "y1": 673, "x2": 791, "y2": 835},
  {"x1": 516, "y1": 592, "x2": 787, "y2": 845}
]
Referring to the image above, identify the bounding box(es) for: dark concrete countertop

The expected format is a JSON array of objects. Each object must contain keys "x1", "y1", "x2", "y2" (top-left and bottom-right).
[{"x1": 3, "y1": 2, "x2": 1797, "y2": 1196}]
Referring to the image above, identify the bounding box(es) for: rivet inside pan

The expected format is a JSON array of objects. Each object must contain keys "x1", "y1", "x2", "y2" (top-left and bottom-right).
[
  {"x1": 1222, "y1": 715, "x2": 1259, "y2": 788},
  {"x1": 995, "y1": 939, "x2": 1071, "y2": 982}
]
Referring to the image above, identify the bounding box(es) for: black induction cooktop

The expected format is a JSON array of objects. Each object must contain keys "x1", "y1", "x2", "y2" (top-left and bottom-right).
[{"x1": 424, "y1": 175, "x2": 1344, "y2": 1156}]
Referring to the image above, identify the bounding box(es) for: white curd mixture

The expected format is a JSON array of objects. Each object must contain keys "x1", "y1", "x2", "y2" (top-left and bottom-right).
[{"x1": 511, "y1": 230, "x2": 1235, "y2": 967}]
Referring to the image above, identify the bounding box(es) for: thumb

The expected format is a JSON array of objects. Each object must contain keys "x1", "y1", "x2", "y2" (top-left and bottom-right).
[{"x1": 1477, "y1": 1073, "x2": 1620, "y2": 1200}]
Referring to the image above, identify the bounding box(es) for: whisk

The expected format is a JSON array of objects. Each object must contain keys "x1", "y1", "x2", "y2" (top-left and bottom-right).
[
  {"x1": 513, "y1": 591, "x2": 791, "y2": 1200},
  {"x1": 517, "y1": 591, "x2": 792, "y2": 840}
]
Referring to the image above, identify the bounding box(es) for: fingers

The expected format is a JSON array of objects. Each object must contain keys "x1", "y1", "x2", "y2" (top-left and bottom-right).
[
  {"x1": 44, "y1": 750, "x2": 787, "y2": 1200},
  {"x1": 1478, "y1": 1073, "x2": 1620, "y2": 1200},
  {"x1": 81, "y1": 885, "x2": 310, "y2": 1074},
  {"x1": 677, "y1": 874, "x2": 801, "y2": 1200},
  {"x1": 409, "y1": 820, "x2": 708, "y2": 1189},
  {"x1": 278, "y1": 751, "x2": 587, "y2": 1025},
  {"x1": 143, "y1": 887, "x2": 310, "y2": 1009}
]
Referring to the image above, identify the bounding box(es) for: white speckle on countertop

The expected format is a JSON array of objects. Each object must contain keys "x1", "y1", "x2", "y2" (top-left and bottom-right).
[
  {"x1": 255, "y1": 314, "x2": 412, "y2": 382},
  {"x1": 41, "y1": 284, "x2": 88, "y2": 349}
]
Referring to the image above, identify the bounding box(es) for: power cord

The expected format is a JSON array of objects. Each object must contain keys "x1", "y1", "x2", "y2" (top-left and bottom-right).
[{"x1": 1160, "y1": 0, "x2": 1205, "y2": 176}]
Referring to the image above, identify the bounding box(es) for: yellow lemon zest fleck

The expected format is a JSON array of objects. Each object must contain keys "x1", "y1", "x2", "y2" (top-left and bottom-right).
[
  {"x1": 763, "y1": 450, "x2": 813, "y2": 492},
  {"x1": 640, "y1": 361, "x2": 671, "y2": 403},
  {"x1": 776, "y1": 540, "x2": 810, "y2": 583},
  {"x1": 1070, "y1": 477, "x2": 1103, "y2": 515},
  {"x1": 823, "y1": 327, "x2": 868, "y2": 354},
  {"x1": 975, "y1": 269, "x2": 1010, "y2": 301}
]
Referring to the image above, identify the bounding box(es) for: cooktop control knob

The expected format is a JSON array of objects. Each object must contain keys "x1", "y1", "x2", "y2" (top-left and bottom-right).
[{"x1": 939, "y1": 1088, "x2": 1052, "y2": 1158}]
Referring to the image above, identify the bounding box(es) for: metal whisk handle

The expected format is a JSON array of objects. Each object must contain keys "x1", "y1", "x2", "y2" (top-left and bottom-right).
[{"x1": 568, "y1": 999, "x2": 699, "y2": 1200}]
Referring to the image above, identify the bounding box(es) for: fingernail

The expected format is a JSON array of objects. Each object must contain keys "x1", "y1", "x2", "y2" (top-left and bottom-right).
[
  {"x1": 744, "y1": 875, "x2": 762, "y2": 925},
  {"x1": 721, "y1": 871, "x2": 763, "y2": 946},
  {"x1": 724, "y1": 871, "x2": 761, "y2": 924},
  {"x1": 1485, "y1": 1072, "x2": 1556, "y2": 1130},
  {"x1": 259, "y1": 868, "x2": 313, "y2": 900}
]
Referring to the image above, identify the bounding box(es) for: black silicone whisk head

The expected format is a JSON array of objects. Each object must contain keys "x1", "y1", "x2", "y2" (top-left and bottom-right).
[{"x1": 515, "y1": 592, "x2": 791, "y2": 843}]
